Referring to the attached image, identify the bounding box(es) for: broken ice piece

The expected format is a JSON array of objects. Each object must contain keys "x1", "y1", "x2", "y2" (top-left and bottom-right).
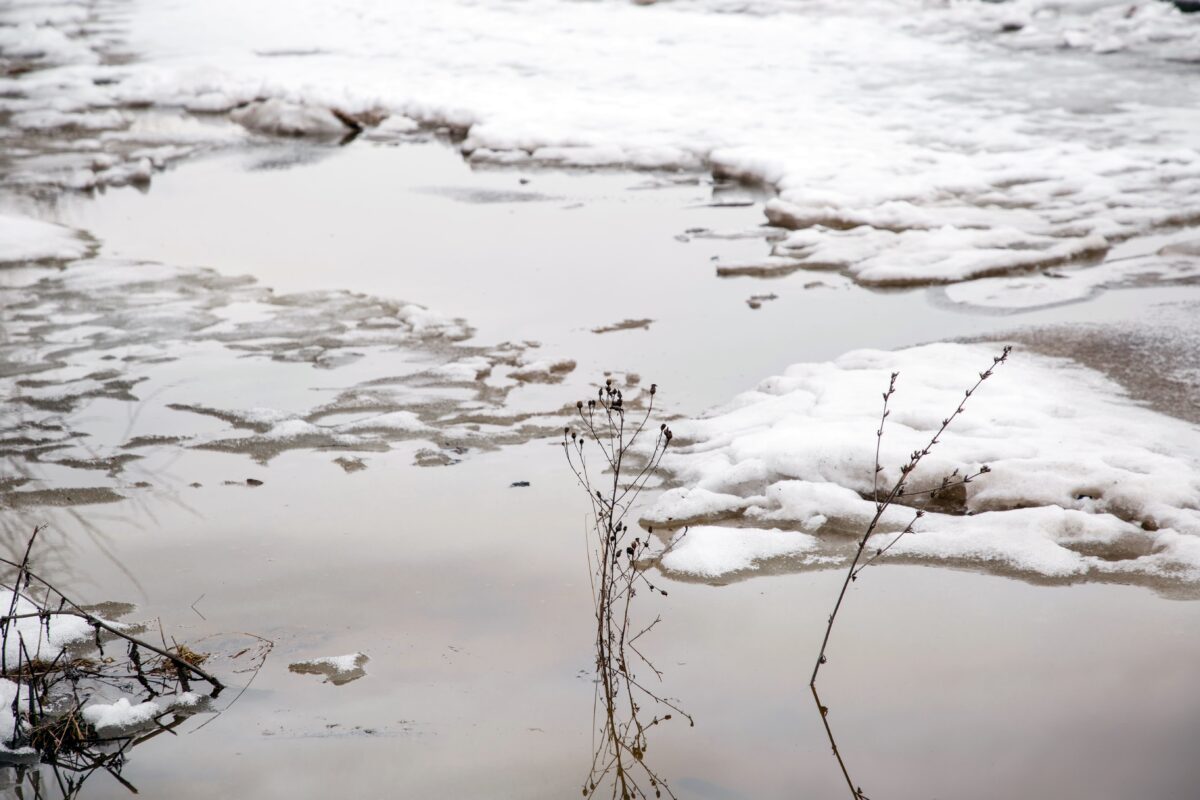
[{"x1": 289, "y1": 653, "x2": 369, "y2": 685}]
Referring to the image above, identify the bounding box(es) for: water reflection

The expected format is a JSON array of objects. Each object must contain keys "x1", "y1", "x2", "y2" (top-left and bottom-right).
[
  {"x1": 0, "y1": 715, "x2": 187, "y2": 800},
  {"x1": 587, "y1": 609, "x2": 692, "y2": 800}
]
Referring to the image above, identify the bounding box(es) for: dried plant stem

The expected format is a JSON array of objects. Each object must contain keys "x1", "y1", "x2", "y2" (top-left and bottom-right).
[
  {"x1": 809, "y1": 346, "x2": 1011, "y2": 800},
  {"x1": 0, "y1": 552, "x2": 223, "y2": 693},
  {"x1": 565, "y1": 380, "x2": 690, "y2": 800}
]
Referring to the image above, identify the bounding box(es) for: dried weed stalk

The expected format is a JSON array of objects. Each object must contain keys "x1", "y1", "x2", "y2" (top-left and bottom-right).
[
  {"x1": 563, "y1": 379, "x2": 692, "y2": 800},
  {"x1": 810, "y1": 346, "x2": 1011, "y2": 800}
]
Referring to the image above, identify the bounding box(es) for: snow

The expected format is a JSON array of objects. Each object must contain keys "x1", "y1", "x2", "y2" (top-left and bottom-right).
[
  {"x1": 0, "y1": 20, "x2": 97, "y2": 65},
  {"x1": 289, "y1": 652, "x2": 369, "y2": 684},
  {"x1": 646, "y1": 343, "x2": 1200, "y2": 582},
  {"x1": 81, "y1": 692, "x2": 204, "y2": 735},
  {"x1": 0, "y1": 214, "x2": 91, "y2": 265},
  {"x1": 298, "y1": 653, "x2": 365, "y2": 672},
  {"x1": 660, "y1": 526, "x2": 820, "y2": 579},
  {"x1": 0, "y1": 589, "x2": 95, "y2": 666},
  {"x1": 0, "y1": 680, "x2": 32, "y2": 753},
  {"x1": 81, "y1": 698, "x2": 161, "y2": 732},
  {"x1": 1, "y1": 0, "x2": 1196, "y2": 294},
  {"x1": 10, "y1": 109, "x2": 128, "y2": 131}
]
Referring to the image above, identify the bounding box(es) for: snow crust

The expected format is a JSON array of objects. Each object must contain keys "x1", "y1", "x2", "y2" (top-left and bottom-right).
[{"x1": 646, "y1": 343, "x2": 1200, "y2": 583}]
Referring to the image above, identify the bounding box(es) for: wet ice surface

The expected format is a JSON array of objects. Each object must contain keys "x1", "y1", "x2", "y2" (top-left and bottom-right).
[{"x1": 0, "y1": 246, "x2": 589, "y2": 511}]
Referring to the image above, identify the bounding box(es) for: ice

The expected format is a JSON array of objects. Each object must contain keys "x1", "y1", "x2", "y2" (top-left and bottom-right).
[
  {"x1": 0, "y1": 214, "x2": 92, "y2": 264},
  {"x1": 430, "y1": 357, "x2": 493, "y2": 382},
  {"x1": 335, "y1": 411, "x2": 429, "y2": 434},
  {"x1": 943, "y1": 245, "x2": 1200, "y2": 310},
  {"x1": 81, "y1": 698, "x2": 161, "y2": 733},
  {"x1": 772, "y1": 225, "x2": 1111, "y2": 286},
  {"x1": 0, "y1": 682, "x2": 25, "y2": 752},
  {"x1": 509, "y1": 359, "x2": 576, "y2": 384},
  {"x1": 230, "y1": 99, "x2": 355, "y2": 137},
  {"x1": 288, "y1": 652, "x2": 369, "y2": 685},
  {"x1": 10, "y1": 109, "x2": 128, "y2": 132},
  {"x1": 938, "y1": 0, "x2": 1200, "y2": 61},
  {"x1": 0, "y1": 252, "x2": 567, "y2": 485},
  {"x1": 646, "y1": 342, "x2": 1200, "y2": 584}
]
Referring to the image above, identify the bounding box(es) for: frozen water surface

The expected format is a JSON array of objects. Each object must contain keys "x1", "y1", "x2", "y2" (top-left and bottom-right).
[{"x1": 2, "y1": 0, "x2": 1200, "y2": 798}]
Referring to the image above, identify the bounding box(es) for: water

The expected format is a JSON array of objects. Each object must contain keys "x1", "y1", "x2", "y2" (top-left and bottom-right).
[{"x1": 1, "y1": 136, "x2": 1198, "y2": 799}]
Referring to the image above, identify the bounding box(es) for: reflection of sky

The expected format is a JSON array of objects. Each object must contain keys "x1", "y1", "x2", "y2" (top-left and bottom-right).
[{"x1": 50, "y1": 142, "x2": 1200, "y2": 416}]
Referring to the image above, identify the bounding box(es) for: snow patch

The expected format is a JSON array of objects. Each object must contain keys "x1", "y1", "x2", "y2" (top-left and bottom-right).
[
  {"x1": 289, "y1": 652, "x2": 369, "y2": 685},
  {"x1": 0, "y1": 214, "x2": 91, "y2": 265},
  {"x1": 648, "y1": 343, "x2": 1200, "y2": 583},
  {"x1": 81, "y1": 692, "x2": 204, "y2": 735},
  {"x1": 660, "y1": 526, "x2": 819, "y2": 578}
]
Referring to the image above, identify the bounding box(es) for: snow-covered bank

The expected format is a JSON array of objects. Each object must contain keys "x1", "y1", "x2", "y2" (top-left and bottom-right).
[
  {"x1": 2, "y1": 0, "x2": 1199, "y2": 300},
  {"x1": 646, "y1": 343, "x2": 1200, "y2": 586}
]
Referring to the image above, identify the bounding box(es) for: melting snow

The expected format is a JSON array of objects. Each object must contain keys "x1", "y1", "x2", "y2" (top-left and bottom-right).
[
  {"x1": 0, "y1": 214, "x2": 92, "y2": 264},
  {"x1": 646, "y1": 343, "x2": 1200, "y2": 585},
  {"x1": 2, "y1": 0, "x2": 1198, "y2": 302}
]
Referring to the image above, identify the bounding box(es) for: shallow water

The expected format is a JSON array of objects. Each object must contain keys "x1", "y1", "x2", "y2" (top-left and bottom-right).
[
  {"x1": 14, "y1": 440, "x2": 1200, "y2": 800},
  {"x1": 43, "y1": 140, "x2": 1200, "y2": 413},
  {"x1": 1, "y1": 135, "x2": 1198, "y2": 798}
]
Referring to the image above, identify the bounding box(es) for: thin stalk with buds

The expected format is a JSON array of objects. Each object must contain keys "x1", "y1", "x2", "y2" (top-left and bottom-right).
[{"x1": 809, "y1": 346, "x2": 1012, "y2": 800}]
